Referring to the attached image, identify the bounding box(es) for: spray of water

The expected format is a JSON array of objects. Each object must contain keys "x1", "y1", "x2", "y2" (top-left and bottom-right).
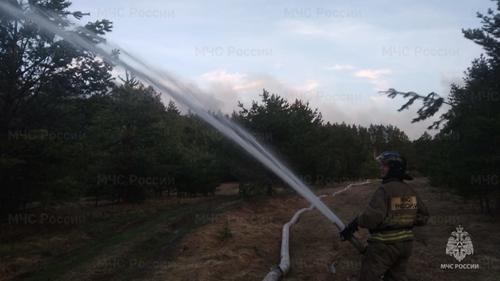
[{"x1": 0, "y1": 2, "x2": 346, "y2": 229}]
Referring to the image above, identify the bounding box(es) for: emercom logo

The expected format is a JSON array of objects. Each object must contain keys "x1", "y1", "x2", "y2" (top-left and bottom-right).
[
  {"x1": 440, "y1": 225, "x2": 479, "y2": 270},
  {"x1": 446, "y1": 225, "x2": 473, "y2": 262}
]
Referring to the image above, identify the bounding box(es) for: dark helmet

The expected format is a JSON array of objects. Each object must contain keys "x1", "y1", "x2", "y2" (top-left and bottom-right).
[{"x1": 376, "y1": 151, "x2": 408, "y2": 177}]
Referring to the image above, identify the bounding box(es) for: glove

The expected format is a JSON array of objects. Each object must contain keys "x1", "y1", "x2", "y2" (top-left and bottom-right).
[{"x1": 340, "y1": 217, "x2": 359, "y2": 241}]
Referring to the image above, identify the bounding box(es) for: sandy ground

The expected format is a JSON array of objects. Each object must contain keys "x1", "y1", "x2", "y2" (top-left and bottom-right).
[{"x1": 152, "y1": 178, "x2": 500, "y2": 281}]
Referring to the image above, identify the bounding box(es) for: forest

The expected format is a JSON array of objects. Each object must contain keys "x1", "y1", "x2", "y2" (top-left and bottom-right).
[{"x1": 1, "y1": 0, "x2": 499, "y2": 218}]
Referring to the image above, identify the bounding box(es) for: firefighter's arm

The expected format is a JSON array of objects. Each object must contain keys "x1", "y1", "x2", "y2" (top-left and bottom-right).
[
  {"x1": 358, "y1": 187, "x2": 387, "y2": 229},
  {"x1": 415, "y1": 194, "x2": 430, "y2": 226}
]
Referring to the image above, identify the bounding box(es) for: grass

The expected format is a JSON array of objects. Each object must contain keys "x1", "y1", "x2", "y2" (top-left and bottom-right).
[{"x1": 1, "y1": 196, "x2": 240, "y2": 281}]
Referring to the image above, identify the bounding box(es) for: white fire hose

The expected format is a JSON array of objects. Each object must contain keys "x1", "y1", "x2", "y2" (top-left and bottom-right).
[{"x1": 262, "y1": 180, "x2": 372, "y2": 281}]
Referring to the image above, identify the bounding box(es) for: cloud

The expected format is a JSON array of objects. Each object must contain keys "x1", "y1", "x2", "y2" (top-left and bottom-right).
[
  {"x1": 324, "y1": 64, "x2": 355, "y2": 71},
  {"x1": 195, "y1": 69, "x2": 437, "y2": 139},
  {"x1": 354, "y1": 68, "x2": 392, "y2": 91},
  {"x1": 299, "y1": 80, "x2": 320, "y2": 92},
  {"x1": 199, "y1": 70, "x2": 264, "y2": 90},
  {"x1": 198, "y1": 69, "x2": 323, "y2": 111},
  {"x1": 322, "y1": 64, "x2": 392, "y2": 92},
  {"x1": 200, "y1": 70, "x2": 246, "y2": 83},
  {"x1": 278, "y1": 19, "x2": 383, "y2": 43},
  {"x1": 354, "y1": 69, "x2": 391, "y2": 80},
  {"x1": 197, "y1": 69, "x2": 281, "y2": 113}
]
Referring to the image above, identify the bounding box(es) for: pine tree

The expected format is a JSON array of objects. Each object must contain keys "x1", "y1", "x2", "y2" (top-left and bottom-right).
[{"x1": 380, "y1": 0, "x2": 500, "y2": 214}]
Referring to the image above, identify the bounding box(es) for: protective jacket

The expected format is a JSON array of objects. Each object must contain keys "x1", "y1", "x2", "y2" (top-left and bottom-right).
[{"x1": 358, "y1": 178, "x2": 429, "y2": 242}]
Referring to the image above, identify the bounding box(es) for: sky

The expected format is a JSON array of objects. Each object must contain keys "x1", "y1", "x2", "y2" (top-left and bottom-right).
[{"x1": 71, "y1": 0, "x2": 493, "y2": 139}]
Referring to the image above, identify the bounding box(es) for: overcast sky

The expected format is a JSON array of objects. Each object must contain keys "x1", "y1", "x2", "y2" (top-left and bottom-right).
[{"x1": 71, "y1": 0, "x2": 492, "y2": 139}]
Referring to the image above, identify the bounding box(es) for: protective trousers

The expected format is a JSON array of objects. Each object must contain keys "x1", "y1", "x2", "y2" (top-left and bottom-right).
[{"x1": 359, "y1": 240, "x2": 413, "y2": 281}]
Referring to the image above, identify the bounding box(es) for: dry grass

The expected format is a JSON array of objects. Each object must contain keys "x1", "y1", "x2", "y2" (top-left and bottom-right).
[
  {"x1": 0, "y1": 196, "x2": 215, "y2": 281},
  {"x1": 150, "y1": 178, "x2": 500, "y2": 281},
  {"x1": 3, "y1": 179, "x2": 499, "y2": 281},
  {"x1": 143, "y1": 195, "x2": 310, "y2": 281}
]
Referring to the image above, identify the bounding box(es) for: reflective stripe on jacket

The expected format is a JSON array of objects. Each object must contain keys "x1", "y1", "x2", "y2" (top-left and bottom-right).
[
  {"x1": 369, "y1": 229, "x2": 414, "y2": 242},
  {"x1": 358, "y1": 178, "x2": 429, "y2": 243}
]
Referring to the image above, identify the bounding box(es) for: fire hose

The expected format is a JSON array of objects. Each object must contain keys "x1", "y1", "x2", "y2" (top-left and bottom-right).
[{"x1": 262, "y1": 180, "x2": 371, "y2": 281}]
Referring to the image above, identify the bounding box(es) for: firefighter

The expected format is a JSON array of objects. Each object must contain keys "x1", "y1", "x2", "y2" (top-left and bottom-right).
[{"x1": 340, "y1": 151, "x2": 430, "y2": 281}]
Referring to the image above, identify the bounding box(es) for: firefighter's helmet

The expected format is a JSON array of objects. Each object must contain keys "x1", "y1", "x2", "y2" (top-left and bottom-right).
[{"x1": 376, "y1": 151, "x2": 407, "y2": 172}]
